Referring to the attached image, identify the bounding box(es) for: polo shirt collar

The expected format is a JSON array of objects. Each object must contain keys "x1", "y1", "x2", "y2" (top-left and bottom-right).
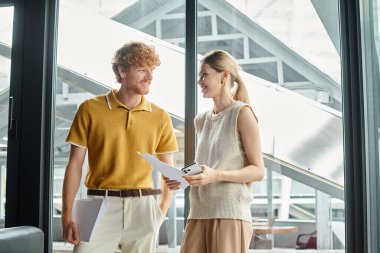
[
  {"x1": 106, "y1": 89, "x2": 152, "y2": 112},
  {"x1": 134, "y1": 95, "x2": 152, "y2": 112}
]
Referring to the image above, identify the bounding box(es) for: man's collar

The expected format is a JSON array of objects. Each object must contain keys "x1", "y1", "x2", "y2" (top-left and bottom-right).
[
  {"x1": 106, "y1": 90, "x2": 152, "y2": 112},
  {"x1": 134, "y1": 95, "x2": 152, "y2": 112}
]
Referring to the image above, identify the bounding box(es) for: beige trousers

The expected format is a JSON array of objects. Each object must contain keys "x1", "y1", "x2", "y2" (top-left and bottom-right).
[
  {"x1": 180, "y1": 219, "x2": 253, "y2": 253},
  {"x1": 74, "y1": 195, "x2": 164, "y2": 253}
]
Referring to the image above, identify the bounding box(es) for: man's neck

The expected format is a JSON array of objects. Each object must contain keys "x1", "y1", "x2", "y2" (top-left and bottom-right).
[{"x1": 115, "y1": 88, "x2": 142, "y2": 110}]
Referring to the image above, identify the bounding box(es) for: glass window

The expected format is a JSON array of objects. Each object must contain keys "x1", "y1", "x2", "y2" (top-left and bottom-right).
[
  {"x1": 196, "y1": 0, "x2": 344, "y2": 250},
  {"x1": 54, "y1": 0, "x2": 185, "y2": 250},
  {"x1": 360, "y1": 0, "x2": 380, "y2": 251},
  {"x1": 0, "y1": 6, "x2": 14, "y2": 224}
]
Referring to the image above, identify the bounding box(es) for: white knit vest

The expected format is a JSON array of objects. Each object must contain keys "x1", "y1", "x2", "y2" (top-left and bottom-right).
[{"x1": 188, "y1": 101, "x2": 253, "y2": 222}]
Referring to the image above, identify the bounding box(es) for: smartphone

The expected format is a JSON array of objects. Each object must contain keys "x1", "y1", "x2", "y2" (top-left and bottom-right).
[{"x1": 181, "y1": 162, "x2": 202, "y2": 175}]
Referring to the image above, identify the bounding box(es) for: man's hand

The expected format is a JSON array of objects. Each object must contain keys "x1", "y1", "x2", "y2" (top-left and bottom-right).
[
  {"x1": 156, "y1": 153, "x2": 176, "y2": 218},
  {"x1": 163, "y1": 176, "x2": 181, "y2": 190},
  {"x1": 62, "y1": 215, "x2": 80, "y2": 246}
]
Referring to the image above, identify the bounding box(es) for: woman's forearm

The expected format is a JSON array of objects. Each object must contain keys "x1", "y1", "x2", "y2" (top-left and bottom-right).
[{"x1": 216, "y1": 165, "x2": 264, "y2": 184}]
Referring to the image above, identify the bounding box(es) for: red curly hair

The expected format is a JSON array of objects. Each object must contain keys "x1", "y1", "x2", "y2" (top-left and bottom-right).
[{"x1": 112, "y1": 42, "x2": 161, "y2": 83}]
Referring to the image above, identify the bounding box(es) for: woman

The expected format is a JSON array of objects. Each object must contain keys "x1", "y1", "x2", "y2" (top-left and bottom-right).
[{"x1": 167, "y1": 50, "x2": 264, "y2": 253}]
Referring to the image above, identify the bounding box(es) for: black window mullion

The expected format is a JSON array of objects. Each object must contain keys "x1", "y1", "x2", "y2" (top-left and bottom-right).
[
  {"x1": 184, "y1": 0, "x2": 197, "y2": 225},
  {"x1": 6, "y1": 0, "x2": 58, "y2": 252},
  {"x1": 340, "y1": 0, "x2": 367, "y2": 253}
]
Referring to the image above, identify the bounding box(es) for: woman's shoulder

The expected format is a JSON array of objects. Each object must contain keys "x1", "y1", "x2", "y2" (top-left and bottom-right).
[
  {"x1": 236, "y1": 103, "x2": 259, "y2": 123},
  {"x1": 194, "y1": 110, "x2": 210, "y2": 134},
  {"x1": 195, "y1": 110, "x2": 209, "y2": 122},
  {"x1": 233, "y1": 100, "x2": 249, "y2": 109}
]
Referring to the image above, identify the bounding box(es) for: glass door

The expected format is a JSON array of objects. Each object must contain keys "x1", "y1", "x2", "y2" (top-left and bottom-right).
[
  {"x1": 0, "y1": 5, "x2": 14, "y2": 225},
  {"x1": 53, "y1": 0, "x2": 185, "y2": 250},
  {"x1": 196, "y1": 0, "x2": 345, "y2": 250}
]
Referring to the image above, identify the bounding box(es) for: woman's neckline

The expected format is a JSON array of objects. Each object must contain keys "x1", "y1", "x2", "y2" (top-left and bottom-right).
[{"x1": 210, "y1": 100, "x2": 238, "y2": 120}]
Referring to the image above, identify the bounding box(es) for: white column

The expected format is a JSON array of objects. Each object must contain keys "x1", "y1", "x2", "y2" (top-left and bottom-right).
[
  {"x1": 278, "y1": 176, "x2": 292, "y2": 219},
  {"x1": 316, "y1": 190, "x2": 332, "y2": 249}
]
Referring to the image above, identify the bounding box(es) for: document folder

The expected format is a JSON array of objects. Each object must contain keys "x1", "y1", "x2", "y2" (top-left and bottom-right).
[{"x1": 73, "y1": 198, "x2": 109, "y2": 242}]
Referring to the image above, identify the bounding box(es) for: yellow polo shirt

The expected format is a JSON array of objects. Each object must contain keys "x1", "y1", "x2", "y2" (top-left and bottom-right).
[{"x1": 66, "y1": 90, "x2": 178, "y2": 189}]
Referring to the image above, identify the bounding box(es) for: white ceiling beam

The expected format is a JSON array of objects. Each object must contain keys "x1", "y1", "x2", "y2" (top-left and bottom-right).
[
  {"x1": 162, "y1": 10, "x2": 213, "y2": 20},
  {"x1": 237, "y1": 57, "x2": 278, "y2": 64},
  {"x1": 56, "y1": 93, "x2": 93, "y2": 106},
  {"x1": 311, "y1": 0, "x2": 340, "y2": 55},
  {"x1": 166, "y1": 33, "x2": 245, "y2": 44}
]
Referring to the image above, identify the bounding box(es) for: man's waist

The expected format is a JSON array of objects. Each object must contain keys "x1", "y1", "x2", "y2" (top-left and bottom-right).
[{"x1": 87, "y1": 188, "x2": 162, "y2": 198}]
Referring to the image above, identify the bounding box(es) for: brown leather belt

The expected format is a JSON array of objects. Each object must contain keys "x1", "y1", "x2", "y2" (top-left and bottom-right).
[{"x1": 87, "y1": 189, "x2": 162, "y2": 198}]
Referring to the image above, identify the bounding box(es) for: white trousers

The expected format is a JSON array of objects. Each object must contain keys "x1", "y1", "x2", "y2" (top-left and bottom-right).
[{"x1": 74, "y1": 195, "x2": 164, "y2": 253}]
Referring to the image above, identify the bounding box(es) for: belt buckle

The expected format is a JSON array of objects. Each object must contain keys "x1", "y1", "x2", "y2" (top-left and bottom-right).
[{"x1": 120, "y1": 190, "x2": 128, "y2": 198}]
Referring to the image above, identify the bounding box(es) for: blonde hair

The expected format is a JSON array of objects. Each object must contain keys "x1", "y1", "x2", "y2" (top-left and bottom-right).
[{"x1": 200, "y1": 50, "x2": 249, "y2": 104}]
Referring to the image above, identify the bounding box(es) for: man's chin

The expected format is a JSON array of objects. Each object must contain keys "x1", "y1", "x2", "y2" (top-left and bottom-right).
[{"x1": 140, "y1": 89, "x2": 150, "y2": 95}]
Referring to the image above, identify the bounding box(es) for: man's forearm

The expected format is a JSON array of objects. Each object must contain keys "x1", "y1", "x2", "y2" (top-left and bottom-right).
[
  {"x1": 159, "y1": 177, "x2": 173, "y2": 210},
  {"x1": 62, "y1": 165, "x2": 82, "y2": 219},
  {"x1": 62, "y1": 146, "x2": 86, "y2": 219},
  {"x1": 156, "y1": 153, "x2": 175, "y2": 213}
]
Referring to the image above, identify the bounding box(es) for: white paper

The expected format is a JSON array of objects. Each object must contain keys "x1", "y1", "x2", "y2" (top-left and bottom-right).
[
  {"x1": 72, "y1": 198, "x2": 109, "y2": 242},
  {"x1": 139, "y1": 152, "x2": 189, "y2": 189}
]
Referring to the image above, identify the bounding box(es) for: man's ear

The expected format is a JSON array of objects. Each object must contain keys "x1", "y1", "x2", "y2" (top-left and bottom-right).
[{"x1": 118, "y1": 66, "x2": 126, "y2": 78}]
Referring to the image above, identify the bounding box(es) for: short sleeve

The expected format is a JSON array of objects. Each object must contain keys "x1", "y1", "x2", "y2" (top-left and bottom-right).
[
  {"x1": 155, "y1": 111, "x2": 178, "y2": 154},
  {"x1": 66, "y1": 102, "x2": 90, "y2": 148}
]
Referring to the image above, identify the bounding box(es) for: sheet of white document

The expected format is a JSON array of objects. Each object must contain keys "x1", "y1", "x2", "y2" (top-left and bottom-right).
[
  {"x1": 73, "y1": 198, "x2": 109, "y2": 242},
  {"x1": 139, "y1": 152, "x2": 189, "y2": 189}
]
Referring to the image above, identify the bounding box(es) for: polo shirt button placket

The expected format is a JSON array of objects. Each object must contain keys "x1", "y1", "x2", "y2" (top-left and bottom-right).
[
  {"x1": 128, "y1": 115, "x2": 132, "y2": 127},
  {"x1": 126, "y1": 111, "x2": 129, "y2": 129}
]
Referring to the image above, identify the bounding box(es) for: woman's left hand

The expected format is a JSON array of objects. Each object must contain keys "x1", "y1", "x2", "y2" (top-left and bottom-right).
[{"x1": 183, "y1": 165, "x2": 219, "y2": 186}]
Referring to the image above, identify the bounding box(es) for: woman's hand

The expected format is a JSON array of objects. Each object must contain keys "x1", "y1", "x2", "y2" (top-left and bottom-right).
[
  {"x1": 183, "y1": 165, "x2": 219, "y2": 186},
  {"x1": 164, "y1": 176, "x2": 181, "y2": 190}
]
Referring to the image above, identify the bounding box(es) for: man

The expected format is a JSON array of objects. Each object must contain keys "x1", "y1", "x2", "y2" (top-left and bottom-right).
[{"x1": 61, "y1": 42, "x2": 178, "y2": 253}]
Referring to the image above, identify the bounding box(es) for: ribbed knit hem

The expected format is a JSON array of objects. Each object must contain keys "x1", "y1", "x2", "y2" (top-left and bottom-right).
[{"x1": 188, "y1": 198, "x2": 252, "y2": 222}]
